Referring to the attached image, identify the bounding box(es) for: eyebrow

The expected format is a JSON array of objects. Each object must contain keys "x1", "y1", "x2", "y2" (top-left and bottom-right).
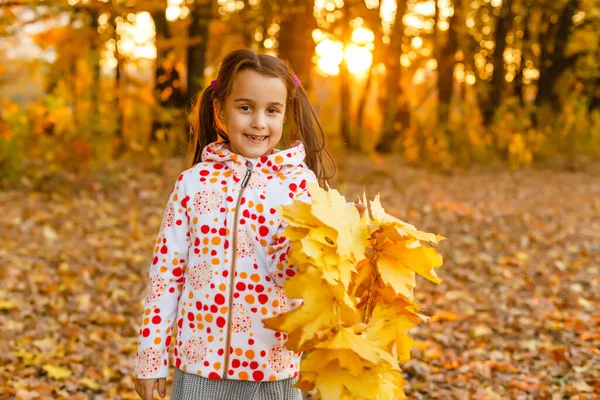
[{"x1": 233, "y1": 98, "x2": 285, "y2": 107}]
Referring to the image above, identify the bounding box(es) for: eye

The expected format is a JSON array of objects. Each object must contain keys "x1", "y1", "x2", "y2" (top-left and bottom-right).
[
  {"x1": 239, "y1": 105, "x2": 251, "y2": 112},
  {"x1": 268, "y1": 107, "x2": 280, "y2": 114}
]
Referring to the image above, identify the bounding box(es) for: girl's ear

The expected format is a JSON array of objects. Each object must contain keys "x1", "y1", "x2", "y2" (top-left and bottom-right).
[{"x1": 213, "y1": 99, "x2": 225, "y2": 123}]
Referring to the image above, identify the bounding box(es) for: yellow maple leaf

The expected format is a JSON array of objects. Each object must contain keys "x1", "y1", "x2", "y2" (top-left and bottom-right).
[
  {"x1": 263, "y1": 268, "x2": 359, "y2": 350},
  {"x1": 365, "y1": 300, "x2": 420, "y2": 363},
  {"x1": 42, "y1": 364, "x2": 72, "y2": 380}
]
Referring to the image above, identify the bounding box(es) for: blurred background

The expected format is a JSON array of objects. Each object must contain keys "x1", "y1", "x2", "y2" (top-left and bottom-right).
[{"x1": 1, "y1": 0, "x2": 599, "y2": 399}]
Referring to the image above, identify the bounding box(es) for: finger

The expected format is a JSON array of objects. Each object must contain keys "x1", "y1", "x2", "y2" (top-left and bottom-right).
[
  {"x1": 142, "y1": 381, "x2": 155, "y2": 400},
  {"x1": 157, "y1": 378, "x2": 167, "y2": 398}
]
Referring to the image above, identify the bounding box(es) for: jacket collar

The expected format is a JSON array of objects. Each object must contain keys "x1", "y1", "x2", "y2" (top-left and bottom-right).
[{"x1": 201, "y1": 140, "x2": 307, "y2": 173}]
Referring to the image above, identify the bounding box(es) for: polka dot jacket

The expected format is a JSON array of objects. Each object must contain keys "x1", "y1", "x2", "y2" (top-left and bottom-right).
[{"x1": 134, "y1": 140, "x2": 317, "y2": 382}]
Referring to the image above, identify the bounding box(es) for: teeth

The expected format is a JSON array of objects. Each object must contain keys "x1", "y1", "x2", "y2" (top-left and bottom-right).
[{"x1": 247, "y1": 135, "x2": 267, "y2": 141}]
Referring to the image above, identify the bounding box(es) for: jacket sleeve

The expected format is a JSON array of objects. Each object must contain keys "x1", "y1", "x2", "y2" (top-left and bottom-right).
[
  {"x1": 135, "y1": 173, "x2": 191, "y2": 379},
  {"x1": 266, "y1": 169, "x2": 317, "y2": 287}
]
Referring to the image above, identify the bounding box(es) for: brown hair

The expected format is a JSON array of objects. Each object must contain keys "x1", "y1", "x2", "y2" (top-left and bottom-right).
[{"x1": 188, "y1": 49, "x2": 335, "y2": 185}]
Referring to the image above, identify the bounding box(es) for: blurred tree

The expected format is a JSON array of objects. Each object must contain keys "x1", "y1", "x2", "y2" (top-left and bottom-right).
[
  {"x1": 375, "y1": 0, "x2": 408, "y2": 153},
  {"x1": 278, "y1": 0, "x2": 316, "y2": 89}
]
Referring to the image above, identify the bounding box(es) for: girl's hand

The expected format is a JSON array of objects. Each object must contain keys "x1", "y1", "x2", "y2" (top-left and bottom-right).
[{"x1": 134, "y1": 377, "x2": 167, "y2": 400}]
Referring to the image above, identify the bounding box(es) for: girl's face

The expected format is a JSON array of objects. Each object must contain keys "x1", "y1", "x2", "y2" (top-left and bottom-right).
[{"x1": 214, "y1": 69, "x2": 287, "y2": 159}]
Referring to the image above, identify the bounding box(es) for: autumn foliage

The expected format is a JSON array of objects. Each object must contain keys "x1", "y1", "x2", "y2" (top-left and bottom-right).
[{"x1": 263, "y1": 184, "x2": 444, "y2": 399}]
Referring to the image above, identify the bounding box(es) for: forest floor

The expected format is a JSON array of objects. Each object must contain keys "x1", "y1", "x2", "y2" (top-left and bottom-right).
[{"x1": 1, "y1": 152, "x2": 599, "y2": 399}]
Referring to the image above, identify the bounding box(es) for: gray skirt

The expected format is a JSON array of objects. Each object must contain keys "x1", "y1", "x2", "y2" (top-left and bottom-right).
[{"x1": 171, "y1": 368, "x2": 303, "y2": 400}]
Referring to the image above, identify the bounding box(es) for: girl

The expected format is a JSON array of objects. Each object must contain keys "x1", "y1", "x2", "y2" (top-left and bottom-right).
[{"x1": 134, "y1": 49, "x2": 335, "y2": 400}]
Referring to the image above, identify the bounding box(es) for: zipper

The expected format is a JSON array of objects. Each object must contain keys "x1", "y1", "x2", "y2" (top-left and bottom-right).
[{"x1": 222, "y1": 160, "x2": 253, "y2": 378}]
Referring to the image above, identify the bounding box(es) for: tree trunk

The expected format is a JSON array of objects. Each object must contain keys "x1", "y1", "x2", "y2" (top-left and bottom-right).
[
  {"x1": 436, "y1": 0, "x2": 460, "y2": 126},
  {"x1": 278, "y1": 0, "x2": 315, "y2": 90},
  {"x1": 535, "y1": 0, "x2": 578, "y2": 109},
  {"x1": 375, "y1": 0, "x2": 407, "y2": 153},
  {"x1": 186, "y1": 0, "x2": 211, "y2": 105},
  {"x1": 482, "y1": 0, "x2": 514, "y2": 125}
]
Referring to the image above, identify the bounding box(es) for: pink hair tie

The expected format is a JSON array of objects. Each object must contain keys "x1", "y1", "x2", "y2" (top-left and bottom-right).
[
  {"x1": 210, "y1": 79, "x2": 217, "y2": 88},
  {"x1": 292, "y1": 75, "x2": 301, "y2": 86}
]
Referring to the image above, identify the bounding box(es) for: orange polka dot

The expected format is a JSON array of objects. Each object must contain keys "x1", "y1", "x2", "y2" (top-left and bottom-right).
[
  {"x1": 218, "y1": 283, "x2": 226, "y2": 291},
  {"x1": 269, "y1": 375, "x2": 277, "y2": 382},
  {"x1": 209, "y1": 178, "x2": 218, "y2": 183},
  {"x1": 214, "y1": 362, "x2": 221, "y2": 370},
  {"x1": 154, "y1": 337, "x2": 161, "y2": 345},
  {"x1": 202, "y1": 247, "x2": 209, "y2": 254},
  {"x1": 207, "y1": 335, "x2": 214, "y2": 342},
  {"x1": 261, "y1": 307, "x2": 268, "y2": 315},
  {"x1": 260, "y1": 239, "x2": 267, "y2": 247},
  {"x1": 220, "y1": 306, "x2": 228, "y2": 314},
  {"x1": 245, "y1": 350, "x2": 254, "y2": 359},
  {"x1": 245, "y1": 295, "x2": 255, "y2": 304},
  {"x1": 211, "y1": 258, "x2": 220, "y2": 265},
  {"x1": 211, "y1": 237, "x2": 221, "y2": 245},
  {"x1": 248, "y1": 200, "x2": 254, "y2": 208},
  {"x1": 193, "y1": 217, "x2": 198, "y2": 224},
  {"x1": 212, "y1": 171, "x2": 220, "y2": 176},
  {"x1": 205, "y1": 314, "x2": 213, "y2": 323},
  {"x1": 145, "y1": 309, "x2": 151, "y2": 315},
  {"x1": 256, "y1": 204, "x2": 264, "y2": 213},
  {"x1": 160, "y1": 267, "x2": 168, "y2": 273},
  {"x1": 272, "y1": 300, "x2": 279, "y2": 307},
  {"x1": 250, "y1": 274, "x2": 260, "y2": 282},
  {"x1": 143, "y1": 318, "x2": 149, "y2": 325},
  {"x1": 235, "y1": 348, "x2": 243, "y2": 356},
  {"x1": 239, "y1": 371, "x2": 248, "y2": 380},
  {"x1": 202, "y1": 238, "x2": 209, "y2": 245},
  {"x1": 274, "y1": 155, "x2": 284, "y2": 163},
  {"x1": 196, "y1": 314, "x2": 203, "y2": 321},
  {"x1": 173, "y1": 194, "x2": 179, "y2": 201},
  {"x1": 188, "y1": 292, "x2": 194, "y2": 299},
  {"x1": 240, "y1": 272, "x2": 248, "y2": 279}
]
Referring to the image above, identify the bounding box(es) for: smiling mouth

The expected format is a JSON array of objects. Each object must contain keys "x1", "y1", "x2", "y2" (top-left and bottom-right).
[{"x1": 244, "y1": 134, "x2": 268, "y2": 141}]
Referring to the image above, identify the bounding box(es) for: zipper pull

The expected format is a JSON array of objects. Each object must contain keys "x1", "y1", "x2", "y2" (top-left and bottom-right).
[{"x1": 241, "y1": 161, "x2": 253, "y2": 188}]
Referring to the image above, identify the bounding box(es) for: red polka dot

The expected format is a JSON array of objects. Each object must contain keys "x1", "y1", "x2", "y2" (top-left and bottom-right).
[
  {"x1": 232, "y1": 359, "x2": 240, "y2": 368},
  {"x1": 252, "y1": 371, "x2": 264, "y2": 381},
  {"x1": 258, "y1": 294, "x2": 268, "y2": 304},
  {"x1": 200, "y1": 170, "x2": 209, "y2": 176},
  {"x1": 289, "y1": 183, "x2": 297, "y2": 191},
  {"x1": 152, "y1": 315, "x2": 162, "y2": 324},
  {"x1": 160, "y1": 245, "x2": 168, "y2": 254},
  {"x1": 142, "y1": 328, "x2": 150, "y2": 337},
  {"x1": 187, "y1": 312, "x2": 194, "y2": 321},
  {"x1": 201, "y1": 225, "x2": 210, "y2": 234},
  {"x1": 208, "y1": 372, "x2": 221, "y2": 380},
  {"x1": 255, "y1": 285, "x2": 264, "y2": 293},
  {"x1": 215, "y1": 294, "x2": 225, "y2": 305},
  {"x1": 236, "y1": 282, "x2": 246, "y2": 291},
  {"x1": 250, "y1": 361, "x2": 258, "y2": 370},
  {"x1": 259, "y1": 226, "x2": 269, "y2": 237},
  {"x1": 173, "y1": 267, "x2": 182, "y2": 277},
  {"x1": 216, "y1": 316, "x2": 226, "y2": 328},
  {"x1": 152, "y1": 257, "x2": 158, "y2": 265}
]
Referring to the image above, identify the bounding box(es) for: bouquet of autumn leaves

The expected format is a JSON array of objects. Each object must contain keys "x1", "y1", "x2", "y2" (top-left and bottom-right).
[{"x1": 263, "y1": 184, "x2": 445, "y2": 399}]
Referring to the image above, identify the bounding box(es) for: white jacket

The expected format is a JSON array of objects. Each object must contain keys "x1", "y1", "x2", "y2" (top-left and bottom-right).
[{"x1": 134, "y1": 141, "x2": 316, "y2": 382}]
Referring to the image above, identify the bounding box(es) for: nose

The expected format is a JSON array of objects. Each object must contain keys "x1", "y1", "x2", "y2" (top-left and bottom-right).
[{"x1": 251, "y1": 112, "x2": 266, "y2": 130}]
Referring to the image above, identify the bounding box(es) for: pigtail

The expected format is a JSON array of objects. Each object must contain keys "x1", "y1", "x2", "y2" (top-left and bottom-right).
[
  {"x1": 188, "y1": 84, "x2": 228, "y2": 167},
  {"x1": 291, "y1": 85, "x2": 336, "y2": 186}
]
